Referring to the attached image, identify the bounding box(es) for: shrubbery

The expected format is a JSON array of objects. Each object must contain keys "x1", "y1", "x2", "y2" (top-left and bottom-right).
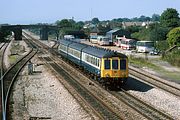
[
  {"x1": 163, "y1": 49, "x2": 180, "y2": 67},
  {"x1": 156, "y1": 40, "x2": 169, "y2": 51}
]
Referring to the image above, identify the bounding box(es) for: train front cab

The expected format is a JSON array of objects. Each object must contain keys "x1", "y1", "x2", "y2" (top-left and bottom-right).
[{"x1": 101, "y1": 57, "x2": 128, "y2": 85}]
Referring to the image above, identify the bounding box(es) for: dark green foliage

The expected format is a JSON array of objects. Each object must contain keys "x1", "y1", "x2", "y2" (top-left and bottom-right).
[
  {"x1": 160, "y1": 8, "x2": 180, "y2": 28},
  {"x1": 113, "y1": 15, "x2": 155, "y2": 22},
  {"x1": 149, "y1": 26, "x2": 169, "y2": 42},
  {"x1": 92, "y1": 18, "x2": 100, "y2": 24},
  {"x1": 138, "y1": 15, "x2": 151, "y2": 22},
  {"x1": 131, "y1": 24, "x2": 168, "y2": 42},
  {"x1": 112, "y1": 18, "x2": 123, "y2": 22},
  {"x1": 151, "y1": 14, "x2": 160, "y2": 21},
  {"x1": 126, "y1": 26, "x2": 141, "y2": 34},
  {"x1": 56, "y1": 19, "x2": 84, "y2": 38},
  {"x1": 108, "y1": 21, "x2": 122, "y2": 29},
  {"x1": 0, "y1": 28, "x2": 11, "y2": 41},
  {"x1": 156, "y1": 40, "x2": 169, "y2": 51},
  {"x1": 97, "y1": 24, "x2": 111, "y2": 34},
  {"x1": 56, "y1": 19, "x2": 74, "y2": 27},
  {"x1": 163, "y1": 49, "x2": 180, "y2": 67},
  {"x1": 167, "y1": 27, "x2": 180, "y2": 47},
  {"x1": 131, "y1": 27, "x2": 151, "y2": 40}
]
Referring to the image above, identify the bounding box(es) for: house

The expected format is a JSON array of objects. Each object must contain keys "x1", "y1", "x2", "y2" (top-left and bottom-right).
[
  {"x1": 106, "y1": 29, "x2": 131, "y2": 45},
  {"x1": 122, "y1": 21, "x2": 154, "y2": 29}
]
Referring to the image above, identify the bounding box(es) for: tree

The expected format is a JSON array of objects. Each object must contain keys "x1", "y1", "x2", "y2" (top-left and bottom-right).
[
  {"x1": 109, "y1": 21, "x2": 122, "y2": 29},
  {"x1": 167, "y1": 27, "x2": 180, "y2": 47},
  {"x1": 151, "y1": 14, "x2": 160, "y2": 21},
  {"x1": 160, "y1": 8, "x2": 180, "y2": 28},
  {"x1": 0, "y1": 28, "x2": 10, "y2": 41},
  {"x1": 56, "y1": 19, "x2": 73, "y2": 27},
  {"x1": 138, "y1": 15, "x2": 150, "y2": 22},
  {"x1": 97, "y1": 24, "x2": 111, "y2": 34},
  {"x1": 131, "y1": 28, "x2": 151, "y2": 40},
  {"x1": 92, "y1": 18, "x2": 100, "y2": 24},
  {"x1": 149, "y1": 26, "x2": 169, "y2": 42},
  {"x1": 126, "y1": 26, "x2": 141, "y2": 34},
  {"x1": 74, "y1": 21, "x2": 84, "y2": 30}
]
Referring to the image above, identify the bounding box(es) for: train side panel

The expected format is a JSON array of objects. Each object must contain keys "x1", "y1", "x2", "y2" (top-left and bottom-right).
[
  {"x1": 58, "y1": 40, "x2": 73, "y2": 58},
  {"x1": 58, "y1": 44, "x2": 68, "y2": 58},
  {"x1": 67, "y1": 47, "x2": 81, "y2": 66},
  {"x1": 81, "y1": 52, "x2": 101, "y2": 76}
]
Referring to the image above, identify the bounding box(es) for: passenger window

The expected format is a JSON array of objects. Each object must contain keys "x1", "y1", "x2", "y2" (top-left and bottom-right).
[
  {"x1": 97, "y1": 59, "x2": 99, "y2": 67},
  {"x1": 104, "y1": 60, "x2": 110, "y2": 69},
  {"x1": 112, "y1": 60, "x2": 118, "y2": 69},
  {"x1": 120, "y1": 59, "x2": 126, "y2": 70}
]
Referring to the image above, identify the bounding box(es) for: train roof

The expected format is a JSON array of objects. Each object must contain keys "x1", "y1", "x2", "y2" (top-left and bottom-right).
[
  {"x1": 82, "y1": 46, "x2": 127, "y2": 58},
  {"x1": 69, "y1": 42, "x2": 87, "y2": 51},
  {"x1": 58, "y1": 39, "x2": 73, "y2": 45},
  {"x1": 59, "y1": 39, "x2": 127, "y2": 58}
]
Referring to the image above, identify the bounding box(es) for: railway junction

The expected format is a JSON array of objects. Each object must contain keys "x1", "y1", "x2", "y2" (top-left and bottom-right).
[{"x1": 0, "y1": 30, "x2": 180, "y2": 120}]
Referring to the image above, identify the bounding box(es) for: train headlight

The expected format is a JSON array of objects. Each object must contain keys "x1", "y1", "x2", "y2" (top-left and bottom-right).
[
  {"x1": 121, "y1": 72, "x2": 126, "y2": 77},
  {"x1": 105, "y1": 73, "x2": 110, "y2": 77}
]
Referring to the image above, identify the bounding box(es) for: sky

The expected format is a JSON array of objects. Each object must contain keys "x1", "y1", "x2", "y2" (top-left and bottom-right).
[{"x1": 1, "y1": 0, "x2": 180, "y2": 24}]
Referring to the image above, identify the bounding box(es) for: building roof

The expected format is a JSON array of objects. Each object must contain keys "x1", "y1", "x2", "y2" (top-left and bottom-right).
[
  {"x1": 90, "y1": 27, "x2": 100, "y2": 33},
  {"x1": 106, "y1": 29, "x2": 120, "y2": 34}
]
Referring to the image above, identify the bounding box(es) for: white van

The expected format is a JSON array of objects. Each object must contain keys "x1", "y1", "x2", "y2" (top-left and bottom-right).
[
  {"x1": 97, "y1": 36, "x2": 109, "y2": 46},
  {"x1": 136, "y1": 41, "x2": 154, "y2": 53},
  {"x1": 64, "y1": 35, "x2": 75, "y2": 40},
  {"x1": 90, "y1": 35, "x2": 98, "y2": 44}
]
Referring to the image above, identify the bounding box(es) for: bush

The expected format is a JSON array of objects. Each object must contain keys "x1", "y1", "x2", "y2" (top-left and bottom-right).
[
  {"x1": 129, "y1": 55, "x2": 158, "y2": 69},
  {"x1": 156, "y1": 40, "x2": 169, "y2": 51},
  {"x1": 163, "y1": 49, "x2": 180, "y2": 67}
]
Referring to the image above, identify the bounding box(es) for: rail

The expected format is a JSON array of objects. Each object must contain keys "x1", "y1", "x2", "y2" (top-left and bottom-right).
[
  {"x1": 129, "y1": 66, "x2": 180, "y2": 97},
  {"x1": 1, "y1": 48, "x2": 37, "y2": 120},
  {"x1": 111, "y1": 88, "x2": 173, "y2": 120},
  {"x1": 0, "y1": 42, "x2": 10, "y2": 120}
]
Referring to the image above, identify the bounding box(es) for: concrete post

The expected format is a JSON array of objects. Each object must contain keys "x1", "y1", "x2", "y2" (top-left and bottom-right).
[
  {"x1": 56, "y1": 31, "x2": 59, "y2": 40},
  {"x1": 40, "y1": 27, "x2": 48, "y2": 40},
  {"x1": 13, "y1": 28, "x2": 22, "y2": 40}
]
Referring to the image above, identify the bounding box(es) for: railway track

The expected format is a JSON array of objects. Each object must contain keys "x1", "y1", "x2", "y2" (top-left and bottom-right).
[
  {"x1": 111, "y1": 89, "x2": 173, "y2": 120},
  {"x1": 0, "y1": 42, "x2": 10, "y2": 119},
  {"x1": 0, "y1": 42, "x2": 10, "y2": 73},
  {"x1": 129, "y1": 66, "x2": 180, "y2": 97},
  {"x1": 44, "y1": 57, "x2": 123, "y2": 119},
  {"x1": 23, "y1": 31, "x2": 177, "y2": 119},
  {"x1": 1, "y1": 47, "x2": 37, "y2": 119},
  {"x1": 0, "y1": 43, "x2": 6, "y2": 50}
]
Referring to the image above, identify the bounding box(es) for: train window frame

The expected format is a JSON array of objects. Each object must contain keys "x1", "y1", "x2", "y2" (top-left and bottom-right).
[
  {"x1": 112, "y1": 59, "x2": 119, "y2": 70},
  {"x1": 60, "y1": 44, "x2": 67, "y2": 52},
  {"x1": 83, "y1": 53, "x2": 100, "y2": 68},
  {"x1": 97, "y1": 59, "x2": 99, "y2": 67},
  {"x1": 104, "y1": 59, "x2": 111, "y2": 70},
  {"x1": 120, "y1": 59, "x2": 126, "y2": 70},
  {"x1": 68, "y1": 47, "x2": 81, "y2": 58}
]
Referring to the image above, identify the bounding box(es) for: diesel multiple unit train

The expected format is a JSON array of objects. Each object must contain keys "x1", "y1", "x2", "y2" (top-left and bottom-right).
[{"x1": 58, "y1": 39, "x2": 128, "y2": 86}]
